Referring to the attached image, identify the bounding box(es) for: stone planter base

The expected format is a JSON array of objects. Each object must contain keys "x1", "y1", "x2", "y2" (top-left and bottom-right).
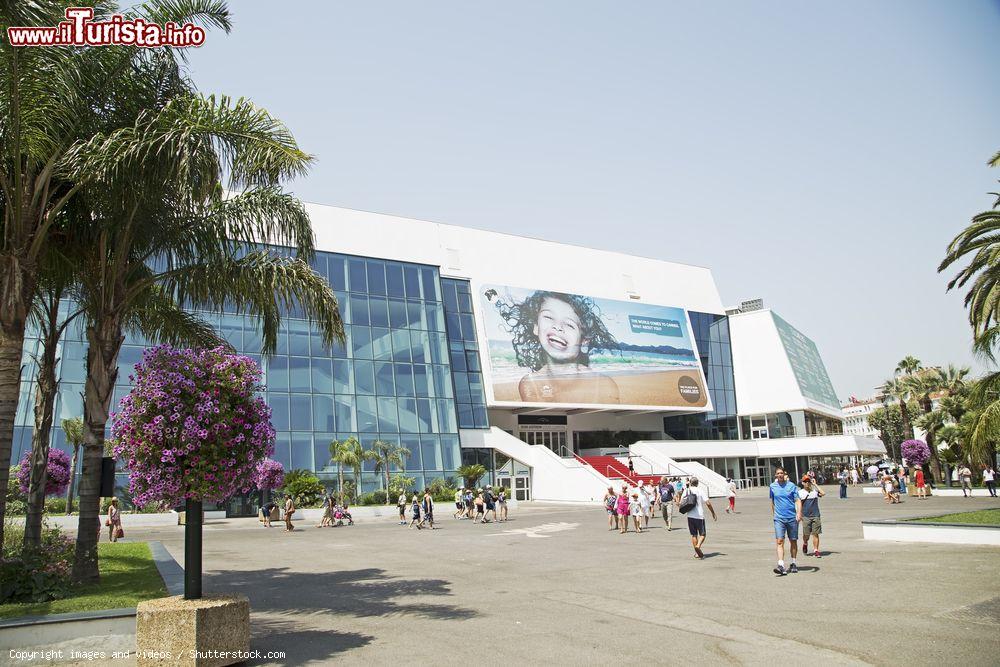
[{"x1": 136, "y1": 594, "x2": 250, "y2": 666}]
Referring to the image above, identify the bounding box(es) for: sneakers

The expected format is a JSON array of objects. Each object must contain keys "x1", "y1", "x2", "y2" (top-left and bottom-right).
[
  {"x1": 773, "y1": 564, "x2": 786, "y2": 576},
  {"x1": 789, "y1": 563, "x2": 799, "y2": 574},
  {"x1": 813, "y1": 550, "x2": 821, "y2": 558},
  {"x1": 802, "y1": 542, "x2": 808, "y2": 553}
]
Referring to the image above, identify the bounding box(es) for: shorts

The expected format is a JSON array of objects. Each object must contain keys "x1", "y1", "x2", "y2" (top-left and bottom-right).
[
  {"x1": 606, "y1": 507, "x2": 615, "y2": 515},
  {"x1": 802, "y1": 516, "x2": 822, "y2": 536},
  {"x1": 687, "y1": 517, "x2": 706, "y2": 536},
  {"x1": 773, "y1": 517, "x2": 799, "y2": 540},
  {"x1": 456, "y1": 502, "x2": 463, "y2": 510},
  {"x1": 486, "y1": 503, "x2": 495, "y2": 511}
]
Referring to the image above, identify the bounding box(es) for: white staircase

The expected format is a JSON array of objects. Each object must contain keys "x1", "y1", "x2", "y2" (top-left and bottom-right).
[
  {"x1": 460, "y1": 428, "x2": 613, "y2": 503},
  {"x1": 629, "y1": 441, "x2": 729, "y2": 497}
]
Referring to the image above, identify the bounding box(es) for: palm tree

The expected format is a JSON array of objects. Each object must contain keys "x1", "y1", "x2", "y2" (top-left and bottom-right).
[
  {"x1": 905, "y1": 369, "x2": 948, "y2": 483},
  {"x1": 62, "y1": 417, "x2": 86, "y2": 515},
  {"x1": 370, "y1": 440, "x2": 412, "y2": 504},
  {"x1": 457, "y1": 464, "x2": 488, "y2": 489},
  {"x1": 329, "y1": 437, "x2": 373, "y2": 503},
  {"x1": 880, "y1": 376, "x2": 914, "y2": 444},
  {"x1": 895, "y1": 356, "x2": 923, "y2": 377}
]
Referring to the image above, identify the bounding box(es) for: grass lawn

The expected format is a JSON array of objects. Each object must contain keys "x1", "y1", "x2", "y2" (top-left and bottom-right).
[
  {"x1": 908, "y1": 508, "x2": 1000, "y2": 526},
  {"x1": 0, "y1": 542, "x2": 167, "y2": 620}
]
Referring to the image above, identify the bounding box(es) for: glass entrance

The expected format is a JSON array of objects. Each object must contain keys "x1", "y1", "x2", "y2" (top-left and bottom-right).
[
  {"x1": 518, "y1": 429, "x2": 568, "y2": 455},
  {"x1": 514, "y1": 475, "x2": 530, "y2": 501}
]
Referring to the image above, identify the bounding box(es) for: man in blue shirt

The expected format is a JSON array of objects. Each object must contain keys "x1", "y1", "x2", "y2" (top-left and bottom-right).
[{"x1": 769, "y1": 467, "x2": 802, "y2": 575}]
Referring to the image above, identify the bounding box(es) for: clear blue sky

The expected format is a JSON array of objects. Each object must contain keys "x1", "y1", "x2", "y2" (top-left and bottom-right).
[{"x1": 181, "y1": 0, "x2": 1000, "y2": 400}]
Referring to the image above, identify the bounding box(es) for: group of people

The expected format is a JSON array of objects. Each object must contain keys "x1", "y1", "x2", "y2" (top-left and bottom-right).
[
  {"x1": 769, "y1": 467, "x2": 824, "y2": 576},
  {"x1": 397, "y1": 489, "x2": 437, "y2": 530},
  {"x1": 259, "y1": 493, "x2": 355, "y2": 531},
  {"x1": 451, "y1": 485, "x2": 509, "y2": 524}
]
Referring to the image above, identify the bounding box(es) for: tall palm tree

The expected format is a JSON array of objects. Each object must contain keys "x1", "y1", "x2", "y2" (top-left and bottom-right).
[
  {"x1": 370, "y1": 440, "x2": 412, "y2": 504},
  {"x1": 329, "y1": 437, "x2": 372, "y2": 503},
  {"x1": 895, "y1": 356, "x2": 923, "y2": 377},
  {"x1": 904, "y1": 369, "x2": 948, "y2": 483},
  {"x1": 61, "y1": 417, "x2": 86, "y2": 515},
  {"x1": 880, "y1": 376, "x2": 914, "y2": 444}
]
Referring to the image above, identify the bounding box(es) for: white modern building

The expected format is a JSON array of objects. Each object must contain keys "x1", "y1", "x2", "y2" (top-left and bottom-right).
[{"x1": 842, "y1": 397, "x2": 883, "y2": 439}]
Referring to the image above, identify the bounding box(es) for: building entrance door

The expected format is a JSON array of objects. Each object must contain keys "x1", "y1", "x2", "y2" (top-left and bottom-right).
[
  {"x1": 744, "y1": 461, "x2": 770, "y2": 487},
  {"x1": 518, "y1": 429, "x2": 568, "y2": 456},
  {"x1": 514, "y1": 475, "x2": 531, "y2": 501}
]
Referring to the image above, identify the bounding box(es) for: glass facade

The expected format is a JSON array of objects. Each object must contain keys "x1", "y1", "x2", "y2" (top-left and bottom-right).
[
  {"x1": 441, "y1": 278, "x2": 489, "y2": 429},
  {"x1": 739, "y1": 410, "x2": 844, "y2": 439},
  {"x1": 13, "y1": 250, "x2": 465, "y2": 496},
  {"x1": 663, "y1": 312, "x2": 739, "y2": 440}
]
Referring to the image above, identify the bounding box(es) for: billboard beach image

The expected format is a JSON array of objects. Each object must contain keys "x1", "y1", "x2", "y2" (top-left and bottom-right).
[{"x1": 480, "y1": 285, "x2": 709, "y2": 410}]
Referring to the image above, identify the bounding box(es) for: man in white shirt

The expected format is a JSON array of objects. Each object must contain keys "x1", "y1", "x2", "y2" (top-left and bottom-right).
[
  {"x1": 683, "y1": 477, "x2": 717, "y2": 559},
  {"x1": 982, "y1": 465, "x2": 997, "y2": 497}
]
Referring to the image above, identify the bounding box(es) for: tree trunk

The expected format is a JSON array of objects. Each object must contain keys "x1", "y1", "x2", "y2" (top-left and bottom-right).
[
  {"x1": 72, "y1": 318, "x2": 124, "y2": 584},
  {"x1": 338, "y1": 467, "x2": 344, "y2": 504},
  {"x1": 385, "y1": 468, "x2": 390, "y2": 505},
  {"x1": 23, "y1": 300, "x2": 61, "y2": 548},
  {"x1": 927, "y1": 432, "x2": 944, "y2": 486},
  {"x1": 899, "y1": 401, "x2": 913, "y2": 443},
  {"x1": 66, "y1": 444, "x2": 79, "y2": 514}
]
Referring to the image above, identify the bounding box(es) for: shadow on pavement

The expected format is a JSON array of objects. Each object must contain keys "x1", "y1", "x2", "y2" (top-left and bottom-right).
[
  {"x1": 206, "y1": 567, "x2": 478, "y2": 621},
  {"x1": 245, "y1": 617, "x2": 373, "y2": 665}
]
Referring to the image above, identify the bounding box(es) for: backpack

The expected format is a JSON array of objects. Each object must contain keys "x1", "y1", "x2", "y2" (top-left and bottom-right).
[{"x1": 679, "y1": 489, "x2": 698, "y2": 514}]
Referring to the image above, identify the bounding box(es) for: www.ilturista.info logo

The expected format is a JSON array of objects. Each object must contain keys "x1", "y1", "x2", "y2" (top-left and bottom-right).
[{"x1": 6, "y1": 7, "x2": 206, "y2": 48}]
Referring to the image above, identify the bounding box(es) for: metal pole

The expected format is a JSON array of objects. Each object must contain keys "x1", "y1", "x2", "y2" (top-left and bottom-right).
[{"x1": 184, "y1": 500, "x2": 202, "y2": 600}]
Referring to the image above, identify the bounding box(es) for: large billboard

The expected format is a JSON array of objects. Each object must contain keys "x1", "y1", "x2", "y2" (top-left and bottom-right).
[
  {"x1": 479, "y1": 284, "x2": 710, "y2": 410},
  {"x1": 772, "y1": 313, "x2": 840, "y2": 410}
]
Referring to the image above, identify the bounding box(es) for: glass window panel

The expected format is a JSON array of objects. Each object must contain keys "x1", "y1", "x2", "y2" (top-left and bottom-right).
[
  {"x1": 56, "y1": 383, "x2": 84, "y2": 421},
  {"x1": 398, "y1": 398, "x2": 419, "y2": 434},
  {"x1": 334, "y1": 396, "x2": 356, "y2": 431},
  {"x1": 465, "y1": 350, "x2": 481, "y2": 372},
  {"x1": 274, "y1": 325, "x2": 289, "y2": 355},
  {"x1": 311, "y1": 358, "x2": 333, "y2": 393},
  {"x1": 425, "y1": 302, "x2": 444, "y2": 332},
  {"x1": 436, "y1": 400, "x2": 457, "y2": 433},
  {"x1": 269, "y1": 394, "x2": 290, "y2": 431},
  {"x1": 388, "y1": 298, "x2": 408, "y2": 329},
  {"x1": 394, "y1": 364, "x2": 415, "y2": 397},
  {"x1": 446, "y1": 312, "x2": 462, "y2": 339},
  {"x1": 266, "y1": 356, "x2": 288, "y2": 392},
  {"x1": 416, "y1": 399, "x2": 435, "y2": 433},
  {"x1": 348, "y1": 258, "x2": 367, "y2": 293},
  {"x1": 420, "y1": 435, "x2": 442, "y2": 469},
  {"x1": 59, "y1": 343, "x2": 87, "y2": 383},
  {"x1": 457, "y1": 290, "x2": 472, "y2": 313},
  {"x1": 376, "y1": 397, "x2": 399, "y2": 433},
  {"x1": 413, "y1": 365, "x2": 430, "y2": 397},
  {"x1": 273, "y1": 433, "x2": 291, "y2": 470},
  {"x1": 333, "y1": 359, "x2": 353, "y2": 394},
  {"x1": 453, "y1": 372, "x2": 471, "y2": 403},
  {"x1": 333, "y1": 291, "x2": 350, "y2": 325},
  {"x1": 391, "y1": 329, "x2": 411, "y2": 363},
  {"x1": 385, "y1": 263, "x2": 405, "y2": 298},
  {"x1": 329, "y1": 256, "x2": 347, "y2": 291},
  {"x1": 350, "y1": 295, "x2": 370, "y2": 327},
  {"x1": 432, "y1": 365, "x2": 453, "y2": 398},
  {"x1": 287, "y1": 320, "x2": 310, "y2": 356},
  {"x1": 401, "y1": 435, "x2": 422, "y2": 469},
  {"x1": 351, "y1": 326, "x2": 372, "y2": 359},
  {"x1": 421, "y1": 268, "x2": 439, "y2": 301},
  {"x1": 371, "y1": 327, "x2": 393, "y2": 361},
  {"x1": 313, "y1": 395, "x2": 335, "y2": 431},
  {"x1": 407, "y1": 300, "x2": 425, "y2": 330},
  {"x1": 243, "y1": 325, "x2": 263, "y2": 354},
  {"x1": 458, "y1": 313, "x2": 475, "y2": 342},
  {"x1": 375, "y1": 362, "x2": 395, "y2": 395},
  {"x1": 468, "y1": 373, "x2": 485, "y2": 402},
  {"x1": 428, "y1": 332, "x2": 448, "y2": 364},
  {"x1": 410, "y1": 331, "x2": 429, "y2": 364},
  {"x1": 291, "y1": 433, "x2": 313, "y2": 470},
  {"x1": 290, "y1": 394, "x2": 311, "y2": 431},
  {"x1": 289, "y1": 357, "x2": 310, "y2": 392},
  {"x1": 440, "y1": 435, "x2": 460, "y2": 469},
  {"x1": 314, "y1": 433, "x2": 335, "y2": 471},
  {"x1": 220, "y1": 316, "x2": 243, "y2": 349},
  {"x1": 354, "y1": 359, "x2": 375, "y2": 395},
  {"x1": 356, "y1": 395, "x2": 378, "y2": 432},
  {"x1": 449, "y1": 349, "x2": 467, "y2": 372},
  {"x1": 369, "y1": 296, "x2": 390, "y2": 328},
  {"x1": 366, "y1": 260, "x2": 387, "y2": 295},
  {"x1": 457, "y1": 404, "x2": 474, "y2": 429},
  {"x1": 403, "y1": 266, "x2": 421, "y2": 298},
  {"x1": 442, "y1": 281, "x2": 459, "y2": 312},
  {"x1": 473, "y1": 405, "x2": 490, "y2": 429},
  {"x1": 330, "y1": 327, "x2": 349, "y2": 359}
]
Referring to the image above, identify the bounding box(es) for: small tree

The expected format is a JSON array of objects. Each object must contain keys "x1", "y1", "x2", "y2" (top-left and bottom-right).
[
  {"x1": 457, "y1": 464, "x2": 487, "y2": 489},
  {"x1": 280, "y1": 469, "x2": 326, "y2": 507},
  {"x1": 62, "y1": 418, "x2": 86, "y2": 515},
  {"x1": 387, "y1": 474, "x2": 416, "y2": 500},
  {"x1": 112, "y1": 346, "x2": 274, "y2": 599},
  {"x1": 329, "y1": 437, "x2": 373, "y2": 502},
  {"x1": 370, "y1": 440, "x2": 411, "y2": 504}
]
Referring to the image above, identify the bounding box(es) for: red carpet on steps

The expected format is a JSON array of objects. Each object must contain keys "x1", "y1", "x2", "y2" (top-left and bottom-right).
[{"x1": 580, "y1": 456, "x2": 663, "y2": 485}]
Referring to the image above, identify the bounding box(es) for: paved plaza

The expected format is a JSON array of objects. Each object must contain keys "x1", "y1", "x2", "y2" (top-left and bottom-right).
[{"x1": 114, "y1": 488, "x2": 1000, "y2": 666}]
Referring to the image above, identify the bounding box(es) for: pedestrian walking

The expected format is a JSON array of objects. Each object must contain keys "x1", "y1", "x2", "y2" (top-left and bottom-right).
[
  {"x1": 725, "y1": 478, "x2": 737, "y2": 513},
  {"x1": 798, "y1": 475, "x2": 824, "y2": 558},
  {"x1": 497, "y1": 487, "x2": 509, "y2": 522},
  {"x1": 616, "y1": 485, "x2": 630, "y2": 534},
  {"x1": 850, "y1": 467, "x2": 860, "y2": 486},
  {"x1": 409, "y1": 493, "x2": 422, "y2": 529},
  {"x1": 838, "y1": 468, "x2": 848, "y2": 499},
  {"x1": 983, "y1": 465, "x2": 997, "y2": 498},
  {"x1": 474, "y1": 489, "x2": 486, "y2": 523},
  {"x1": 960, "y1": 465, "x2": 974, "y2": 497},
  {"x1": 914, "y1": 467, "x2": 927, "y2": 499},
  {"x1": 769, "y1": 467, "x2": 801, "y2": 575},
  {"x1": 627, "y1": 455, "x2": 635, "y2": 477},
  {"x1": 398, "y1": 491, "x2": 408, "y2": 525},
  {"x1": 629, "y1": 493, "x2": 644, "y2": 533},
  {"x1": 897, "y1": 467, "x2": 908, "y2": 495},
  {"x1": 484, "y1": 485, "x2": 497, "y2": 522},
  {"x1": 604, "y1": 487, "x2": 618, "y2": 531},
  {"x1": 107, "y1": 498, "x2": 122, "y2": 542},
  {"x1": 454, "y1": 488, "x2": 465, "y2": 519},
  {"x1": 261, "y1": 499, "x2": 276, "y2": 527},
  {"x1": 659, "y1": 477, "x2": 675, "y2": 530},
  {"x1": 681, "y1": 477, "x2": 716, "y2": 559},
  {"x1": 638, "y1": 483, "x2": 651, "y2": 527},
  {"x1": 319, "y1": 493, "x2": 333, "y2": 527},
  {"x1": 464, "y1": 487, "x2": 475, "y2": 519},
  {"x1": 422, "y1": 488, "x2": 435, "y2": 529},
  {"x1": 283, "y1": 494, "x2": 296, "y2": 532}
]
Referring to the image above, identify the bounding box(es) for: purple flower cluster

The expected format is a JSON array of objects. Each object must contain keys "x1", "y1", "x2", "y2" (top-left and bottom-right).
[
  {"x1": 111, "y1": 345, "x2": 275, "y2": 507},
  {"x1": 16, "y1": 448, "x2": 71, "y2": 498},
  {"x1": 254, "y1": 459, "x2": 285, "y2": 491},
  {"x1": 901, "y1": 439, "x2": 931, "y2": 467}
]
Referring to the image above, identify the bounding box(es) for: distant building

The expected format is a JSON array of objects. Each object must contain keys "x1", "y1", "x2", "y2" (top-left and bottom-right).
[{"x1": 842, "y1": 396, "x2": 882, "y2": 439}]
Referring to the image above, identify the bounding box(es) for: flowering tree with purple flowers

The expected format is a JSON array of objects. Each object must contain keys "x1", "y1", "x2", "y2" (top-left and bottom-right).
[
  {"x1": 255, "y1": 459, "x2": 285, "y2": 491},
  {"x1": 112, "y1": 345, "x2": 275, "y2": 598},
  {"x1": 901, "y1": 439, "x2": 930, "y2": 468},
  {"x1": 16, "y1": 448, "x2": 71, "y2": 498}
]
